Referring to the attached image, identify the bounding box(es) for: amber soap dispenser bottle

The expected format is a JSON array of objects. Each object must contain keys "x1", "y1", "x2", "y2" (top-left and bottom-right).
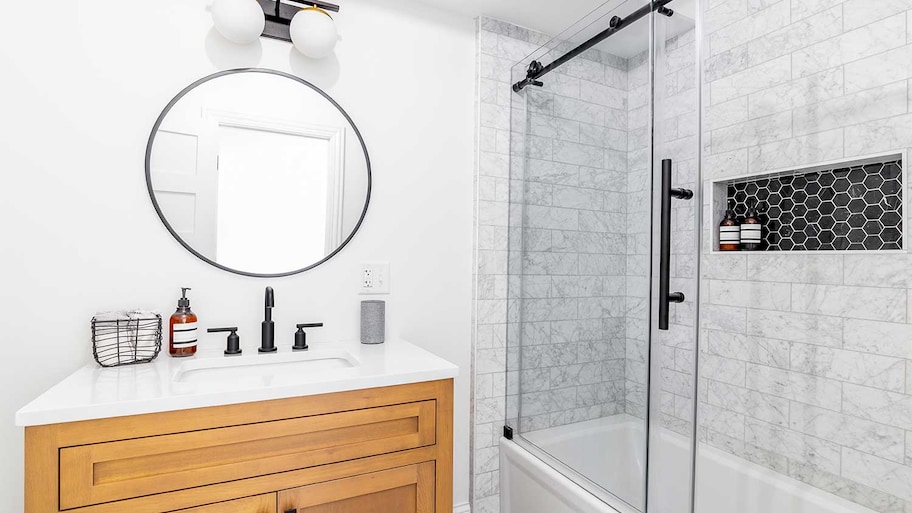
[
  {"x1": 740, "y1": 200, "x2": 763, "y2": 251},
  {"x1": 719, "y1": 203, "x2": 740, "y2": 251},
  {"x1": 169, "y1": 287, "x2": 198, "y2": 357}
]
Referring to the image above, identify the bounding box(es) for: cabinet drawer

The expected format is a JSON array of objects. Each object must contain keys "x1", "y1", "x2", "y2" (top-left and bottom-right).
[
  {"x1": 169, "y1": 494, "x2": 276, "y2": 513},
  {"x1": 60, "y1": 400, "x2": 436, "y2": 509},
  {"x1": 278, "y1": 462, "x2": 435, "y2": 513}
]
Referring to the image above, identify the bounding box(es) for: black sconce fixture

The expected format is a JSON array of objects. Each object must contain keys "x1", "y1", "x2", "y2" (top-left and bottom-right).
[
  {"x1": 255, "y1": 0, "x2": 340, "y2": 43},
  {"x1": 212, "y1": 0, "x2": 342, "y2": 58}
]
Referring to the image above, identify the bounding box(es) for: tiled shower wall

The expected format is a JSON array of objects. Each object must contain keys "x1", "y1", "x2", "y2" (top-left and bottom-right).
[
  {"x1": 511, "y1": 68, "x2": 631, "y2": 431},
  {"x1": 625, "y1": 29, "x2": 702, "y2": 436},
  {"x1": 701, "y1": 1, "x2": 912, "y2": 511},
  {"x1": 473, "y1": 18, "x2": 545, "y2": 513}
]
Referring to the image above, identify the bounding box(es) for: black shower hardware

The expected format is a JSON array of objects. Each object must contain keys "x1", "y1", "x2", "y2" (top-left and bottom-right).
[
  {"x1": 260, "y1": 286, "x2": 277, "y2": 353},
  {"x1": 513, "y1": 0, "x2": 675, "y2": 92},
  {"x1": 255, "y1": 0, "x2": 340, "y2": 42},
  {"x1": 659, "y1": 159, "x2": 692, "y2": 331},
  {"x1": 208, "y1": 327, "x2": 242, "y2": 355},
  {"x1": 293, "y1": 323, "x2": 324, "y2": 351}
]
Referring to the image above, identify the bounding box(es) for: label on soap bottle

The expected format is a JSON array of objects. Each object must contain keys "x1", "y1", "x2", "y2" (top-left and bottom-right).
[
  {"x1": 172, "y1": 322, "x2": 198, "y2": 348},
  {"x1": 740, "y1": 224, "x2": 761, "y2": 244},
  {"x1": 720, "y1": 226, "x2": 740, "y2": 243}
]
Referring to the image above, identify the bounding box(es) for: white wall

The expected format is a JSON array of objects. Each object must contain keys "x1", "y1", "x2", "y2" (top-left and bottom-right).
[{"x1": 0, "y1": 0, "x2": 475, "y2": 509}]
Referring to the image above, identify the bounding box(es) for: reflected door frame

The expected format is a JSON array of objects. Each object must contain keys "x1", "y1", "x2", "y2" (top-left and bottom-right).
[
  {"x1": 149, "y1": 110, "x2": 218, "y2": 258},
  {"x1": 200, "y1": 108, "x2": 347, "y2": 255}
]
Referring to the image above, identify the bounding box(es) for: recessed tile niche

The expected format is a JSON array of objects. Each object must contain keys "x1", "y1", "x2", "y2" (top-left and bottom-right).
[{"x1": 712, "y1": 154, "x2": 905, "y2": 252}]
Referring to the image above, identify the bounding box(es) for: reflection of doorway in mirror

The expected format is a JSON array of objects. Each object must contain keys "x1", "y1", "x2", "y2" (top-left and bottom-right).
[
  {"x1": 148, "y1": 118, "x2": 218, "y2": 259},
  {"x1": 203, "y1": 111, "x2": 345, "y2": 273}
]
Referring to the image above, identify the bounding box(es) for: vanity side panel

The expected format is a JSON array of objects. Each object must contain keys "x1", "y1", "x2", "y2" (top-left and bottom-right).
[
  {"x1": 24, "y1": 424, "x2": 58, "y2": 513},
  {"x1": 435, "y1": 379, "x2": 453, "y2": 513}
]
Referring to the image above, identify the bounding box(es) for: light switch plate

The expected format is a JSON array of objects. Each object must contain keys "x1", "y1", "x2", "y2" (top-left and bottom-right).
[{"x1": 359, "y1": 262, "x2": 390, "y2": 294}]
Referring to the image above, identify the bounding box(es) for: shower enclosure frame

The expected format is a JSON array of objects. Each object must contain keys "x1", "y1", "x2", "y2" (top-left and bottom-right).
[{"x1": 501, "y1": 1, "x2": 706, "y2": 512}]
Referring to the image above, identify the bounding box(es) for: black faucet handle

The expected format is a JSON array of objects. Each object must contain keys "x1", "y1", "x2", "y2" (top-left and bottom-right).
[
  {"x1": 293, "y1": 323, "x2": 323, "y2": 351},
  {"x1": 207, "y1": 327, "x2": 238, "y2": 333},
  {"x1": 208, "y1": 327, "x2": 241, "y2": 355}
]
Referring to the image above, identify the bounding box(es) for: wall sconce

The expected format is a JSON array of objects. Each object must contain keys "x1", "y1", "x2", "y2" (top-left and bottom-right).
[{"x1": 211, "y1": 0, "x2": 340, "y2": 58}]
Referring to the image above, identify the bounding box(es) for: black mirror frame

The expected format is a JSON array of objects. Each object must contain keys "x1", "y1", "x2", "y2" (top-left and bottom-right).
[{"x1": 144, "y1": 68, "x2": 372, "y2": 278}]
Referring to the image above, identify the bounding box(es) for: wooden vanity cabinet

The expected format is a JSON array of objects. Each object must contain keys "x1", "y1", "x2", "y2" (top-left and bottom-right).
[
  {"x1": 171, "y1": 494, "x2": 277, "y2": 513},
  {"x1": 278, "y1": 461, "x2": 436, "y2": 513},
  {"x1": 25, "y1": 379, "x2": 453, "y2": 513}
]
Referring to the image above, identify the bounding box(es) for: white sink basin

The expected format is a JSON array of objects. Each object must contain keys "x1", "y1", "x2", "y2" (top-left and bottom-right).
[{"x1": 172, "y1": 350, "x2": 359, "y2": 386}]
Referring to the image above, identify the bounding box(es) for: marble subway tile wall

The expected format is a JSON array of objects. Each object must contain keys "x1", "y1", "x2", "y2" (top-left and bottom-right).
[
  {"x1": 625, "y1": 28, "x2": 702, "y2": 437},
  {"x1": 474, "y1": 18, "x2": 538, "y2": 513},
  {"x1": 702, "y1": 1, "x2": 912, "y2": 511},
  {"x1": 624, "y1": 50, "x2": 652, "y2": 422},
  {"x1": 660, "y1": 26, "x2": 701, "y2": 437},
  {"x1": 511, "y1": 54, "x2": 631, "y2": 434},
  {"x1": 473, "y1": 16, "x2": 635, "y2": 513}
]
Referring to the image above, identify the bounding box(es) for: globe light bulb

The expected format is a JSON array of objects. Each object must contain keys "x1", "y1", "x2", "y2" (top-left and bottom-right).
[
  {"x1": 290, "y1": 7, "x2": 339, "y2": 59},
  {"x1": 212, "y1": 0, "x2": 265, "y2": 44}
]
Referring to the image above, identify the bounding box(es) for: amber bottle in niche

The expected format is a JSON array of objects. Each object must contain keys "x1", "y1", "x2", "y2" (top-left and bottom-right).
[
  {"x1": 719, "y1": 203, "x2": 740, "y2": 251},
  {"x1": 740, "y1": 200, "x2": 762, "y2": 251}
]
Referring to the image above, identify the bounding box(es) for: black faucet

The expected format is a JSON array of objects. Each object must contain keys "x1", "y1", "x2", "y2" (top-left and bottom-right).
[{"x1": 260, "y1": 286, "x2": 277, "y2": 353}]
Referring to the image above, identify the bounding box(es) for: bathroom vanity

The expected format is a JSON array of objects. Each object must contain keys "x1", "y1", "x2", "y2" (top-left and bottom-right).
[{"x1": 18, "y1": 341, "x2": 457, "y2": 513}]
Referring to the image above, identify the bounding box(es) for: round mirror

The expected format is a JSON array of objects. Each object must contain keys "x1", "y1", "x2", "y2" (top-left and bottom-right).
[{"x1": 145, "y1": 69, "x2": 370, "y2": 277}]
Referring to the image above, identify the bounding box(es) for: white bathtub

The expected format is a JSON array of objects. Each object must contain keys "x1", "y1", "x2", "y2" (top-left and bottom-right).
[{"x1": 500, "y1": 414, "x2": 877, "y2": 513}]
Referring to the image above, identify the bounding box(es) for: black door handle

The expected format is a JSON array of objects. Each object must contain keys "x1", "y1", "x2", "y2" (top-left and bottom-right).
[{"x1": 659, "y1": 159, "x2": 692, "y2": 330}]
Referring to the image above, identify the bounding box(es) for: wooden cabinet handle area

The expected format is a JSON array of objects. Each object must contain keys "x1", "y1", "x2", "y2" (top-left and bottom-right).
[{"x1": 278, "y1": 462, "x2": 437, "y2": 513}]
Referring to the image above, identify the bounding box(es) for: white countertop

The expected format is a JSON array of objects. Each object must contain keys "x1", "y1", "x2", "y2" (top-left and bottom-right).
[{"x1": 15, "y1": 339, "x2": 458, "y2": 426}]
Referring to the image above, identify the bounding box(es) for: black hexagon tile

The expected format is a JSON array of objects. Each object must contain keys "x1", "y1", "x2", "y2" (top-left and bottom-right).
[{"x1": 726, "y1": 160, "x2": 903, "y2": 251}]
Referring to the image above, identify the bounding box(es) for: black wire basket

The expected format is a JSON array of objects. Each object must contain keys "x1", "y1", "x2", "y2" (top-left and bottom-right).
[{"x1": 91, "y1": 311, "x2": 163, "y2": 367}]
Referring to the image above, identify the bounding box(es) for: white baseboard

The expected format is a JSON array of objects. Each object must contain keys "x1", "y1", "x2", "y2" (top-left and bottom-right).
[{"x1": 454, "y1": 502, "x2": 472, "y2": 513}]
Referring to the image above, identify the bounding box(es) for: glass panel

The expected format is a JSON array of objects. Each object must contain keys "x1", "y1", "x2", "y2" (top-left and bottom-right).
[
  {"x1": 647, "y1": 3, "x2": 701, "y2": 513},
  {"x1": 505, "y1": 1, "x2": 657, "y2": 511},
  {"x1": 696, "y1": 1, "x2": 912, "y2": 513}
]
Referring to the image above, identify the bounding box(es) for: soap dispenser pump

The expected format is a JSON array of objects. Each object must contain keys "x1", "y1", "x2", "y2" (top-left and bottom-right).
[{"x1": 169, "y1": 287, "x2": 198, "y2": 357}]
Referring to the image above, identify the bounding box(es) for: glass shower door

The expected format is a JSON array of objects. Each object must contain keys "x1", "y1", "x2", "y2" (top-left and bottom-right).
[
  {"x1": 646, "y1": 5, "x2": 702, "y2": 513},
  {"x1": 503, "y1": 1, "x2": 702, "y2": 512}
]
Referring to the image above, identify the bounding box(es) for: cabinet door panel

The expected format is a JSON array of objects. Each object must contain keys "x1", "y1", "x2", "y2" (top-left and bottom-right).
[
  {"x1": 278, "y1": 462, "x2": 435, "y2": 513},
  {"x1": 60, "y1": 400, "x2": 436, "y2": 509},
  {"x1": 169, "y1": 493, "x2": 276, "y2": 513}
]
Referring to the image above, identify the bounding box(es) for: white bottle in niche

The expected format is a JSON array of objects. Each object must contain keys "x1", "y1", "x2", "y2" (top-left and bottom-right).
[
  {"x1": 719, "y1": 204, "x2": 740, "y2": 251},
  {"x1": 740, "y1": 200, "x2": 762, "y2": 251}
]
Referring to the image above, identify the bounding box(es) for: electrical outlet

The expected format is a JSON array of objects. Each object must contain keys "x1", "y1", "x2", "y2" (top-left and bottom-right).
[{"x1": 359, "y1": 262, "x2": 390, "y2": 294}]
